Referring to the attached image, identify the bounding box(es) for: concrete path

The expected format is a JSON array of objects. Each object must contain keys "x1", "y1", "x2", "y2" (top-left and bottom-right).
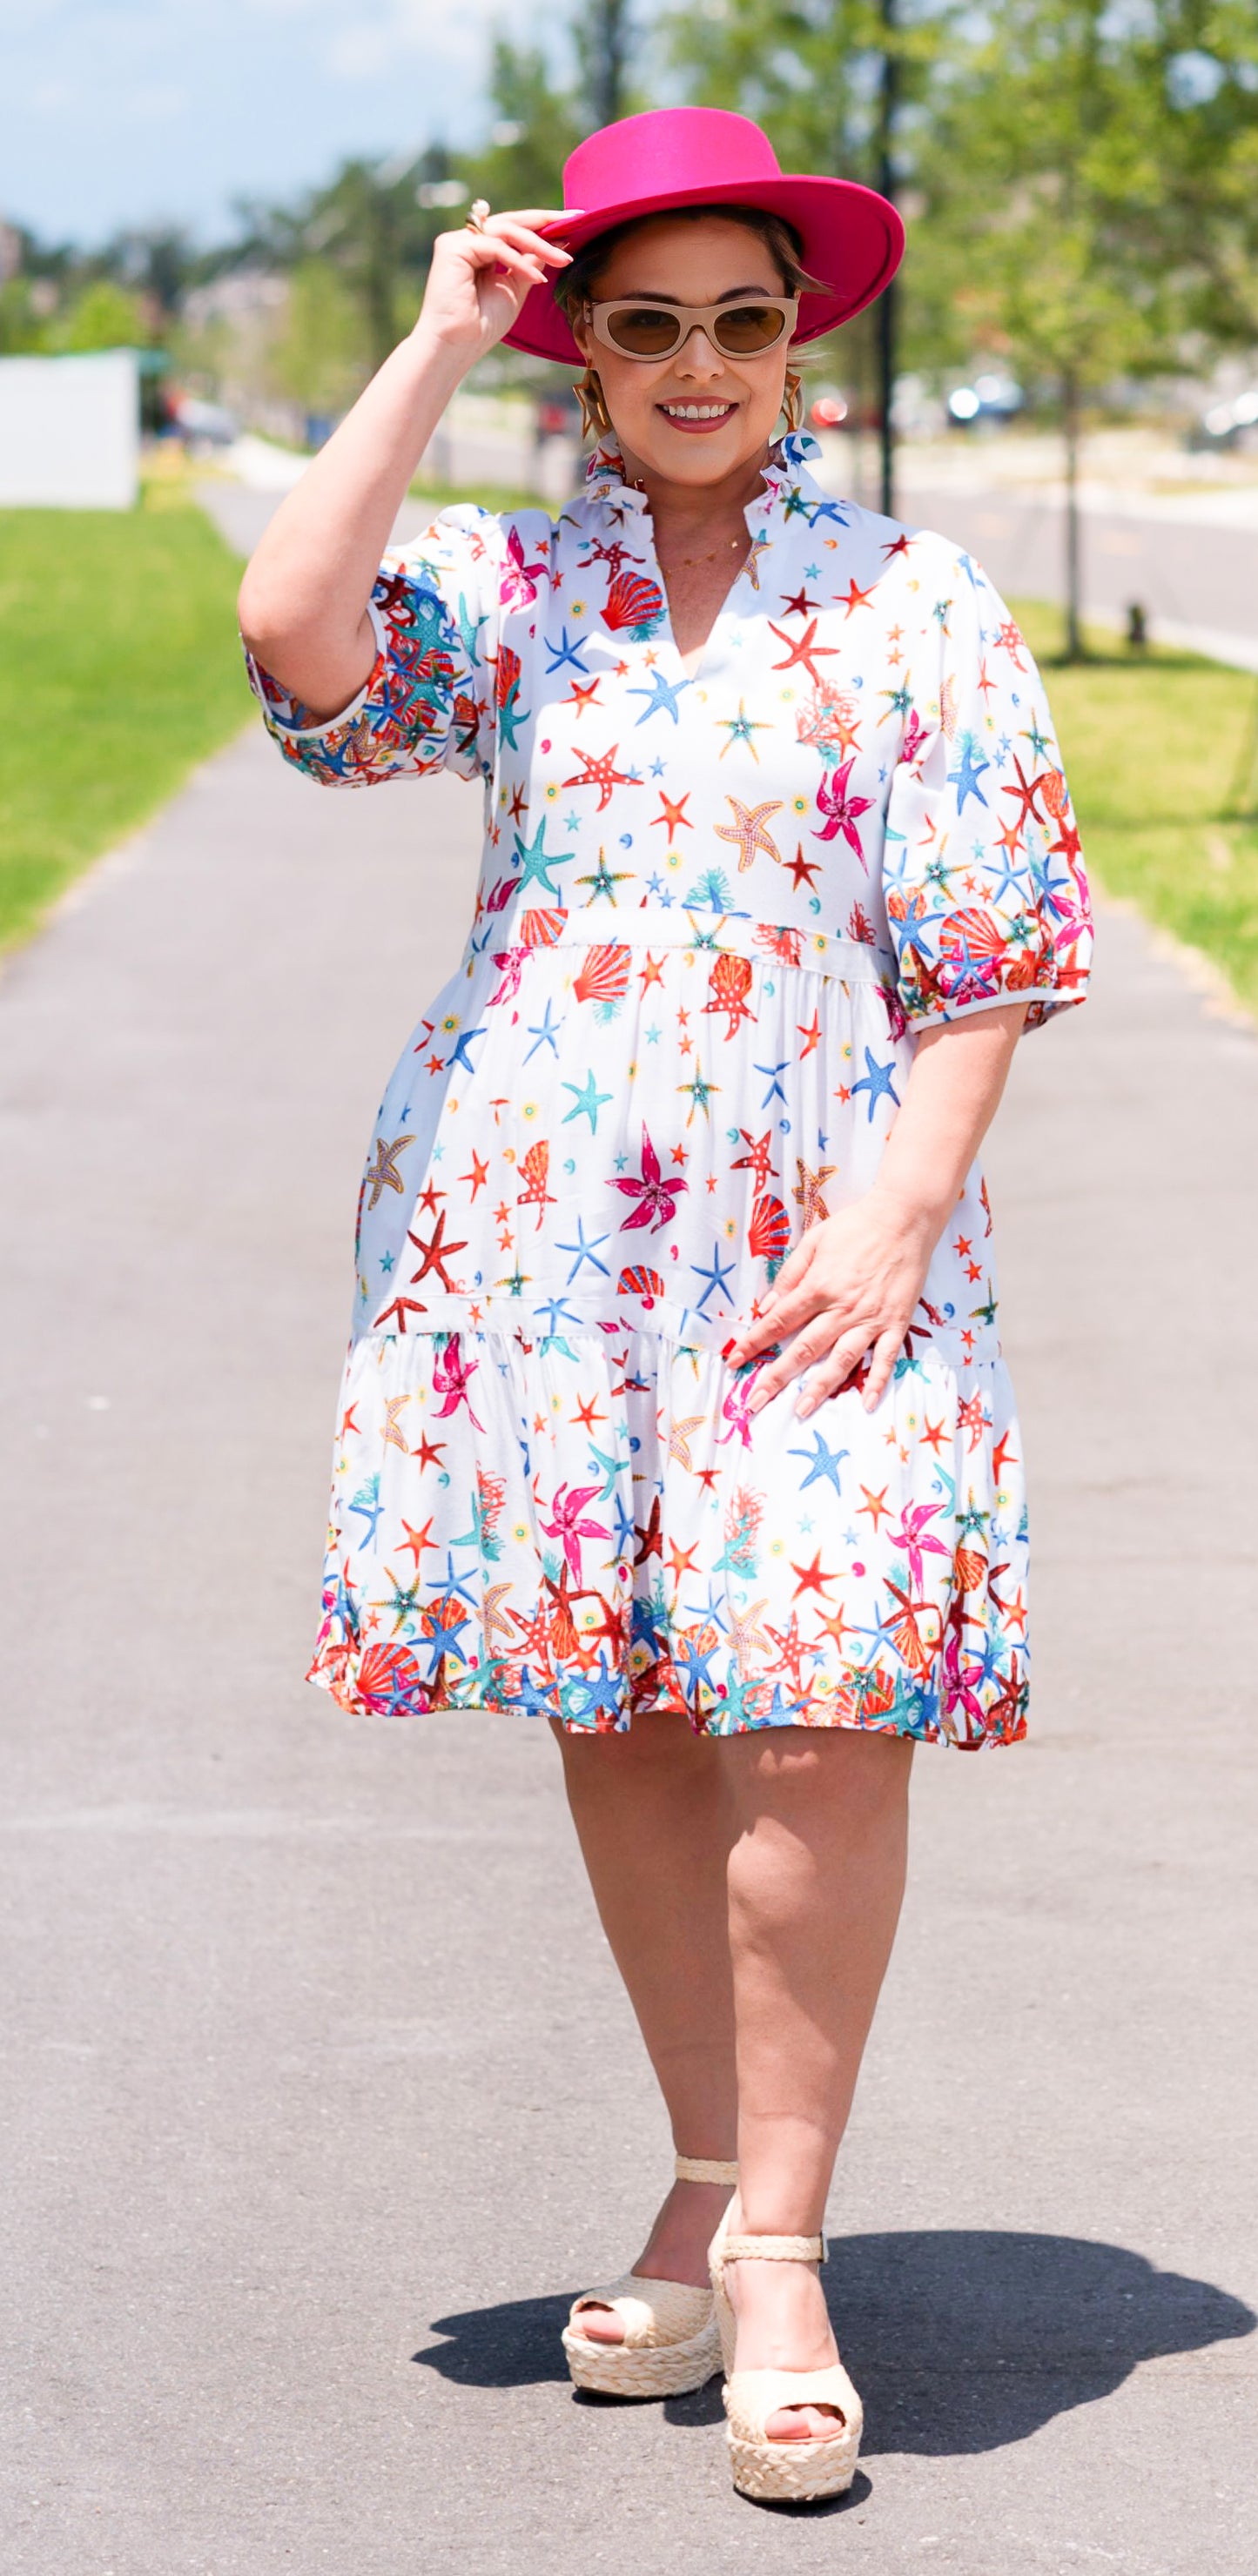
[{"x1": 3, "y1": 692, "x2": 1256, "y2": 2573}]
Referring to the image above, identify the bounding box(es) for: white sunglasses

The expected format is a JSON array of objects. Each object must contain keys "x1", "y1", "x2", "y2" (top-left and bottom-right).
[{"x1": 587, "y1": 295, "x2": 800, "y2": 361}]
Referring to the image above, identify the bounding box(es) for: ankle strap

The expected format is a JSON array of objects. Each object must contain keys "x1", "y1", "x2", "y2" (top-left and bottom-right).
[
  {"x1": 721, "y1": 2231, "x2": 827, "y2": 2264},
  {"x1": 674, "y1": 2154, "x2": 738, "y2": 2185}
]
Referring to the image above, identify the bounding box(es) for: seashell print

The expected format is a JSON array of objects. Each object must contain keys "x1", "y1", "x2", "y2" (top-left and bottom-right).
[
  {"x1": 749, "y1": 1194, "x2": 790, "y2": 1263},
  {"x1": 494, "y1": 643, "x2": 522, "y2": 707},
  {"x1": 573, "y1": 943, "x2": 631, "y2": 1010},
  {"x1": 602, "y1": 569, "x2": 665, "y2": 633},
  {"x1": 356, "y1": 1641, "x2": 423, "y2": 1712},
  {"x1": 940, "y1": 906, "x2": 1008, "y2": 963},
  {"x1": 616, "y1": 1263, "x2": 666, "y2": 1305},
  {"x1": 521, "y1": 907, "x2": 568, "y2": 948}
]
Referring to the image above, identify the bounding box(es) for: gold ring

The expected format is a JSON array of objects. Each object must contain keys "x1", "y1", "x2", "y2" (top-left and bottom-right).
[{"x1": 467, "y1": 198, "x2": 491, "y2": 233}]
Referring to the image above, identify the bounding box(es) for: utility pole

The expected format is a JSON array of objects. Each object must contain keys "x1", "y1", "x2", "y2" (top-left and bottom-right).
[{"x1": 876, "y1": 0, "x2": 898, "y2": 520}]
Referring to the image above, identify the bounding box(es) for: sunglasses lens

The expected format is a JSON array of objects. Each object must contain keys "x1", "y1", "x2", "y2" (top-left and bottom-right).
[
  {"x1": 713, "y1": 304, "x2": 788, "y2": 354},
  {"x1": 605, "y1": 305, "x2": 682, "y2": 356}
]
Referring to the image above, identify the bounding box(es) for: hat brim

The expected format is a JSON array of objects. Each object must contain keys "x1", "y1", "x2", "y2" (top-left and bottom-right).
[{"x1": 501, "y1": 175, "x2": 904, "y2": 364}]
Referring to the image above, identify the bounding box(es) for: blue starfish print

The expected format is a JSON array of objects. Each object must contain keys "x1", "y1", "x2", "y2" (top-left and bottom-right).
[
  {"x1": 445, "y1": 1023, "x2": 487, "y2": 1075},
  {"x1": 629, "y1": 667, "x2": 693, "y2": 726},
  {"x1": 851, "y1": 1048, "x2": 902, "y2": 1122},
  {"x1": 786, "y1": 1430, "x2": 850, "y2": 1494},
  {"x1": 690, "y1": 1240, "x2": 737, "y2": 1311},
  {"x1": 544, "y1": 623, "x2": 589, "y2": 675},
  {"x1": 524, "y1": 998, "x2": 562, "y2": 1060},
  {"x1": 514, "y1": 818, "x2": 562, "y2": 896},
  {"x1": 556, "y1": 1216, "x2": 611, "y2": 1282},
  {"x1": 754, "y1": 1056, "x2": 791, "y2": 1108},
  {"x1": 562, "y1": 1068, "x2": 614, "y2": 1132},
  {"x1": 948, "y1": 730, "x2": 991, "y2": 814},
  {"x1": 534, "y1": 1293, "x2": 583, "y2": 1334}
]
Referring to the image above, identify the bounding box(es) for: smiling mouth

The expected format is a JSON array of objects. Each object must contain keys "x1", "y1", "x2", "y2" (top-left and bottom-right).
[{"x1": 656, "y1": 400, "x2": 738, "y2": 431}]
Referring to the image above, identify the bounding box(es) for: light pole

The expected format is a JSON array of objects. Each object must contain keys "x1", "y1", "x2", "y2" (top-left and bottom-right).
[
  {"x1": 587, "y1": 0, "x2": 630, "y2": 126},
  {"x1": 876, "y1": 0, "x2": 898, "y2": 519}
]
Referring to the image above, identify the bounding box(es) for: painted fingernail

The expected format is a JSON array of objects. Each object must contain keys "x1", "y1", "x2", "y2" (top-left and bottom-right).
[{"x1": 721, "y1": 1337, "x2": 738, "y2": 1359}]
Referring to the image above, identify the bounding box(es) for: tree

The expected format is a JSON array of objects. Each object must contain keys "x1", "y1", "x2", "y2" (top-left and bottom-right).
[
  {"x1": 665, "y1": 0, "x2": 953, "y2": 508},
  {"x1": 916, "y1": 0, "x2": 1181, "y2": 658},
  {"x1": 458, "y1": 38, "x2": 582, "y2": 214},
  {"x1": 269, "y1": 260, "x2": 368, "y2": 421},
  {"x1": 1129, "y1": 0, "x2": 1258, "y2": 349},
  {"x1": 50, "y1": 278, "x2": 151, "y2": 352}
]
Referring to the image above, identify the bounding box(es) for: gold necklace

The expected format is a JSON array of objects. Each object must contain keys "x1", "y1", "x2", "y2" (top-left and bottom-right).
[
  {"x1": 656, "y1": 533, "x2": 747, "y2": 570},
  {"x1": 624, "y1": 470, "x2": 750, "y2": 572}
]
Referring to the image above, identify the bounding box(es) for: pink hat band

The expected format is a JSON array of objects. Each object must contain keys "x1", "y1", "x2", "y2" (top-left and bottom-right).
[{"x1": 502, "y1": 106, "x2": 904, "y2": 366}]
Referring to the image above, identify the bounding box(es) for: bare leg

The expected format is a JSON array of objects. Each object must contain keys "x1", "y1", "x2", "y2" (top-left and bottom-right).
[
  {"x1": 723, "y1": 1725, "x2": 913, "y2": 2436},
  {"x1": 550, "y1": 1710, "x2": 737, "y2": 2339}
]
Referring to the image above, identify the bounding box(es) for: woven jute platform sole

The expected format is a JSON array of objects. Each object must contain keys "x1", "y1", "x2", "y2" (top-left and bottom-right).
[
  {"x1": 727, "y1": 2419, "x2": 861, "y2": 2503},
  {"x1": 562, "y1": 2310, "x2": 722, "y2": 2397}
]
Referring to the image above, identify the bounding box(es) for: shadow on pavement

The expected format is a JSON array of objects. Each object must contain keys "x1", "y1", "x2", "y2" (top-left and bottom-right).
[{"x1": 414, "y1": 2231, "x2": 1254, "y2": 2457}]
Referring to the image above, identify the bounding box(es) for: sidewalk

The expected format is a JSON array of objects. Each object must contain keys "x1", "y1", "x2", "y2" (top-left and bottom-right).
[{"x1": 2, "y1": 714, "x2": 1255, "y2": 2574}]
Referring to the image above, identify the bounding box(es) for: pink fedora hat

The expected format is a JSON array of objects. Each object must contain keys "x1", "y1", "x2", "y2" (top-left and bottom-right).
[{"x1": 502, "y1": 106, "x2": 904, "y2": 365}]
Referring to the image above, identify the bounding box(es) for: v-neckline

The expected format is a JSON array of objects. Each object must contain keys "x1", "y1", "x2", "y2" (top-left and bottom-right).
[
  {"x1": 640, "y1": 499, "x2": 764, "y2": 691},
  {"x1": 583, "y1": 435, "x2": 800, "y2": 692}
]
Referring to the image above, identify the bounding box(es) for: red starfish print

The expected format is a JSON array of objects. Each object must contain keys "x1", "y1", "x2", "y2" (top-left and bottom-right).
[
  {"x1": 769, "y1": 616, "x2": 839, "y2": 687},
  {"x1": 562, "y1": 744, "x2": 638, "y2": 812}
]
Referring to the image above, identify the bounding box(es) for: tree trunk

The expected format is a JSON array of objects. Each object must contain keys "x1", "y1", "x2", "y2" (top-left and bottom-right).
[
  {"x1": 365, "y1": 185, "x2": 398, "y2": 379},
  {"x1": 1063, "y1": 368, "x2": 1084, "y2": 661}
]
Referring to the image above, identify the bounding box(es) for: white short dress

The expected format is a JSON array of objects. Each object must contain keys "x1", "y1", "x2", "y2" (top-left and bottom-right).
[{"x1": 246, "y1": 429, "x2": 1093, "y2": 1745}]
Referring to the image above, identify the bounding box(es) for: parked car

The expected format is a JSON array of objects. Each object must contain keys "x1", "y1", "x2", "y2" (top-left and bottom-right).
[
  {"x1": 536, "y1": 389, "x2": 582, "y2": 441},
  {"x1": 946, "y1": 372, "x2": 1024, "y2": 426},
  {"x1": 165, "y1": 389, "x2": 239, "y2": 446},
  {"x1": 1188, "y1": 389, "x2": 1258, "y2": 453},
  {"x1": 809, "y1": 387, "x2": 849, "y2": 429}
]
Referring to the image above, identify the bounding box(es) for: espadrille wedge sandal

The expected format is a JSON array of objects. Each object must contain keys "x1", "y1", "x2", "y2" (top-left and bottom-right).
[
  {"x1": 561, "y1": 2154, "x2": 737, "y2": 2398},
  {"x1": 709, "y1": 2202, "x2": 863, "y2": 2504}
]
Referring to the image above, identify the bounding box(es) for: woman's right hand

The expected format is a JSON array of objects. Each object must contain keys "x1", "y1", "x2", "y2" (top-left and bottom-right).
[{"x1": 415, "y1": 208, "x2": 581, "y2": 363}]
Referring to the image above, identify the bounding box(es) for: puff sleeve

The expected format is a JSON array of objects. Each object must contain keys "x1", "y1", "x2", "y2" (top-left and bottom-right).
[
  {"x1": 243, "y1": 502, "x2": 548, "y2": 789},
  {"x1": 882, "y1": 549, "x2": 1093, "y2": 1030}
]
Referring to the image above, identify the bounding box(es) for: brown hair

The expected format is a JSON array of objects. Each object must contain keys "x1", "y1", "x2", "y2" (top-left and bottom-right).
[{"x1": 553, "y1": 202, "x2": 812, "y2": 326}]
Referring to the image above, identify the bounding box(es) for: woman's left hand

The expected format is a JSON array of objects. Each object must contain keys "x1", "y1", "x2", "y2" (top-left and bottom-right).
[{"x1": 723, "y1": 1184, "x2": 939, "y2": 1418}]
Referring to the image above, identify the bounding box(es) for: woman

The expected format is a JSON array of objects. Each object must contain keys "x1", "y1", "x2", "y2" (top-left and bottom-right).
[{"x1": 239, "y1": 107, "x2": 1092, "y2": 2505}]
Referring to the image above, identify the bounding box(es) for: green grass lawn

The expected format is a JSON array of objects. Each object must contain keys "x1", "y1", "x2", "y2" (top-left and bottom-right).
[
  {"x1": 1014, "y1": 601, "x2": 1258, "y2": 1016},
  {"x1": 0, "y1": 483, "x2": 251, "y2": 952}
]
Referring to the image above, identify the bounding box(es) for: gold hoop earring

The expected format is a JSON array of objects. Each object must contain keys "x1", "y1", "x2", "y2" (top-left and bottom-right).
[
  {"x1": 575, "y1": 366, "x2": 612, "y2": 440},
  {"x1": 782, "y1": 368, "x2": 804, "y2": 434}
]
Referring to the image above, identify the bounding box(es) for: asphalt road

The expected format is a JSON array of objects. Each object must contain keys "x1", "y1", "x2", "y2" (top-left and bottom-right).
[
  {"x1": 3, "y1": 595, "x2": 1256, "y2": 2570},
  {"x1": 899, "y1": 480, "x2": 1258, "y2": 666}
]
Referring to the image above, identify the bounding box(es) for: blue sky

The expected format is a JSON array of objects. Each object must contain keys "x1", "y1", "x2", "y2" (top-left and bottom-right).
[{"x1": 0, "y1": 0, "x2": 530, "y2": 246}]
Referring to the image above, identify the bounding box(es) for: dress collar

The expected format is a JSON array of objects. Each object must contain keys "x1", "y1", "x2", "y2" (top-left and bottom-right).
[{"x1": 582, "y1": 428, "x2": 825, "y2": 520}]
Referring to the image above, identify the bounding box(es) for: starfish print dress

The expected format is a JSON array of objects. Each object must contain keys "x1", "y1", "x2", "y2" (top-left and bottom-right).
[{"x1": 246, "y1": 429, "x2": 1093, "y2": 1745}]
